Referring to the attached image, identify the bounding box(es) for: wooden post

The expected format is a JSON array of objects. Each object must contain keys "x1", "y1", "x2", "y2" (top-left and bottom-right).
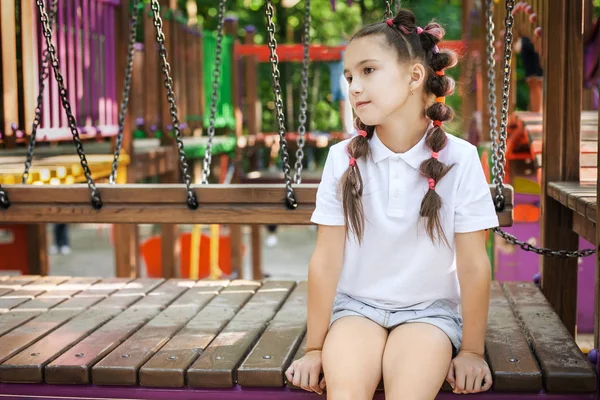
[
  {"x1": 582, "y1": 0, "x2": 595, "y2": 111},
  {"x1": 595, "y1": 56, "x2": 600, "y2": 353},
  {"x1": 26, "y1": 225, "x2": 48, "y2": 276},
  {"x1": 1, "y1": 0, "x2": 19, "y2": 149},
  {"x1": 540, "y1": 0, "x2": 582, "y2": 337},
  {"x1": 21, "y1": 0, "x2": 38, "y2": 137},
  {"x1": 460, "y1": 0, "x2": 475, "y2": 137},
  {"x1": 113, "y1": 0, "x2": 140, "y2": 278}
]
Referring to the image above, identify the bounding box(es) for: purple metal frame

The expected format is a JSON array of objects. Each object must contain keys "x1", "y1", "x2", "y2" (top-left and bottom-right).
[{"x1": 0, "y1": 383, "x2": 596, "y2": 400}]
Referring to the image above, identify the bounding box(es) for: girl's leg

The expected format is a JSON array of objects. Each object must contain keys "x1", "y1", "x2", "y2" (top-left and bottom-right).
[
  {"x1": 382, "y1": 322, "x2": 453, "y2": 400},
  {"x1": 322, "y1": 316, "x2": 388, "y2": 400}
]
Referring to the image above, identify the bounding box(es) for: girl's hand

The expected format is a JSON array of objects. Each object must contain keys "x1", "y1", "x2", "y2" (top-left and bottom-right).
[
  {"x1": 446, "y1": 350, "x2": 492, "y2": 394},
  {"x1": 285, "y1": 350, "x2": 326, "y2": 395}
]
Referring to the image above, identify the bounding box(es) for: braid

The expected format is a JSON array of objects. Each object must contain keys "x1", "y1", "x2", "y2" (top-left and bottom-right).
[{"x1": 340, "y1": 119, "x2": 372, "y2": 243}]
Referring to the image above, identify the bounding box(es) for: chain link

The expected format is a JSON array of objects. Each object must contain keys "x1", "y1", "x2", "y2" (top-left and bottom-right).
[
  {"x1": 265, "y1": 0, "x2": 297, "y2": 209},
  {"x1": 202, "y1": 0, "x2": 227, "y2": 185},
  {"x1": 35, "y1": 0, "x2": 102, "y2": 209},
  {"x1": 294, "y1": 0, "x2": 310, "y2": 184},
  {"x1": 22, "y1": 0, "x2": 58, "y2": 185},
  {"x1": 150, "y1": 0, "x2": 198, "y2": 209},
  {"x1": 384, "y1": 0, "x2": 393, "y2": 19},
  {"x1": 485, "y1": 0, "x2": 595, "y2": 258},
  {"x1": 110, "y1": 0, "x2": 141, "y2": 184}
]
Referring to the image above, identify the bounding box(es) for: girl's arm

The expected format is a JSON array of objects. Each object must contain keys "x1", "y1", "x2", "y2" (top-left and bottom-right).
[
  {"x1": 306, "y1": 224, "x2": 346, "y2": 350},
  {"x1": 455, "y1": 229, "x2": 491, "y2": 356}
]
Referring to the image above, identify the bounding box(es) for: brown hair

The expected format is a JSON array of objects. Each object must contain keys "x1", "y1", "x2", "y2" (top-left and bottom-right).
[{"x1": 340, "y1": 8, "x2": 458, "y2": 246}]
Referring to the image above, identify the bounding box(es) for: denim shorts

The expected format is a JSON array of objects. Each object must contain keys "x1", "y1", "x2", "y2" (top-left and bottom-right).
[{"x1": 330, "y1": 293, "x2": 463, "y2": 357}]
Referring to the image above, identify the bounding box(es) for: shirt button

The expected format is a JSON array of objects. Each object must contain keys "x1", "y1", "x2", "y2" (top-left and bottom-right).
[
  {"x1": 395, "y1": 174, "x2": 400, "y2": 179},
  {"x1": 394, "y1": 191, "x2": 400, "y2": 198}
]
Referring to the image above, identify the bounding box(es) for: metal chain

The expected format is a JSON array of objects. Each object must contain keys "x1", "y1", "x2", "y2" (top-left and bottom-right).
[
  {"x1": 202, "y1": 0, "x2": 227, "y2": 185},
  {"x1": 265, "y1": 0, "x2": 297, "y2": 209},
  {"x1": 110, "y1": 0, "x2": 141, "y2": 184},
  {"x1": 294, "y1": 0, "x2": 310, "y2": 184},
  {"x1": 384, "y1": 0, "x2": 393, "y2": 19},
  {"x1": 22, "y1": 0, "x2": 59, "y2": 185},
  {"x1": 486, "y1": 0, "x2": 595, "y2": 258},
  {"x1": 484, "y1": 0, "x2": 501, "y2": 209},
  {"x1": 150, "y1": 0, "x2": 198, "y2": 209},
  {"x1": 35, "y1": 0, "x2": 102, "y2": 209}
]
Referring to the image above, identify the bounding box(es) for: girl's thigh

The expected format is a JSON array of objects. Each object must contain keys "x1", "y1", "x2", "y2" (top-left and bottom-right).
[{"x1": 322, "y1": 316, "x2": 388, "y2": 400}]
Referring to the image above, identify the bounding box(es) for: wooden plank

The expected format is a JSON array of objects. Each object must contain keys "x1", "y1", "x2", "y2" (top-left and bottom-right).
[
  {"x1": 45, "y1": 307, "x2": 161, "y2": 384},
  {"x1": 187, "y1": 281, "x2": 296, "y2": 388},
  {"x1": 0, "y1": 0, "x2": 18, "y2": 144},
  {"x1": 540, "y1": 0, "x2": 582, "y2": 338},
  {"x1": 0, "y1": 184, "x2": 515, "y2": 226},
  {"x1": 0, "y1": 275, "x2": 40, "y2": 289},
  {"x1": 90, "y1": 280, "x2": 227, "y2": 385},
  {"x1": 572, "y1": 212, "x2": 595, "y2": 244},
  {"x1": 286, "y1": 335, "x2": 307, "y2": 389},
  {"x1": 237, "y1": 281, "x2": 307, "y2": 387},
  {"x1": 0, "y1": 307, "x2": 122, "y2": 383},
  {"x1": 503, "y1": 282, "x2": 596, "y2": 393},
  {"x1": 0, "y1": 311, "x2": 41, "y2": 337},
  {"x1": 20, "y1": 0, "x2": 39, "y2": 135},
  {"x1": 12, "y1": 297, "x2": 68, "y2": 312},
  {"x1": 128, "y1": 279, "x2": 194, "y2": 310},
  {"x1": 484, "y1": 282, "x2": 542, "y2": 392},
  {"x1": 138, "y1": 281, "x2": 253, "y2": 387},
  {"x1": 0, "y1": 309, "x2": 81, "y2": 365}
]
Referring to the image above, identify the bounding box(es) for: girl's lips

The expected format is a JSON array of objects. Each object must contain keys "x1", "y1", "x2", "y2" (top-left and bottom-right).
[{"x1": 356, "y1": 101, "x2": 370, "y2": 108}]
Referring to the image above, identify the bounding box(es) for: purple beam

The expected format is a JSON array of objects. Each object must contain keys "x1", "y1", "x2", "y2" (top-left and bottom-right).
[
  {"x1": 58, "y1": 0, "x2": 67, "y2": 127},
  {"x1": 82, "y1": 0, "x2": 90, "y2": 125},
  {"x1": 107, "y1": 5, "x2": 116, "y2": 128},
  {"x1": 0, "y1": 384, "x2": 596, "y2": 400},
  {"x1": 67, "y1": 0, "x2": 78, "y2": 122},
  {"x1": 50, "y1": 0, "x2": 60, "y2": 129},
  {"x1": 97, "y1": 1, "x2": 106, "y2": 128},
  {"x1": 76, "y1": 0, "x2": 84, "y2": 126},
  {"x1": 90, "y1": 0, "x2": 98, "y2": 127}
]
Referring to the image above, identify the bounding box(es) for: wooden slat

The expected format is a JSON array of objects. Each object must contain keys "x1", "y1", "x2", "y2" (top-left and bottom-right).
[
  {"x1": 0, "y1": 311, "x2": 41, "y2": 337},
  {"x1": 286, "y1": 335, "x2": 307, "y2": 389},
  {"x1": 573, "y1": 212, "x2": 595, "y2": 244},
  {"x1": 485, "y1": 282, "x2": 542, "y2": 392},
  {"x1": 0, "y1": 307, "x2": 123, "y2": 383},
  {"x1": 503, "y1": 282, "x2": 596, "y2": 393},
  {"x1": 0, "y1": 309, "x2": 81, "y2": 365},
  {"x1": 187, "y1": 281, "x2": 296, "y2": 388},
  {"x1": 90, "y1": 281, "x2": 226, "y2": 385},
  {"x1": 0, "y1": 275, "x2": 40, "y2": 289},
  {"x1": 138, "y1": 281, "x2": 255, "y2": 387},
  {"x1": 0, "y1": 185, "x2": 514, "y2": 226},
  {"x1": 237, "y1": 282, "x2": 307, "y2": 387},
  {"x1": 12, "y1": 297, "x2": 68, "y2": 312}
]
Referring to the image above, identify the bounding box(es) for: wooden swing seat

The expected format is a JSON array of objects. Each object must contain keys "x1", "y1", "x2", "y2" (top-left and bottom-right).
[
  {"x1": 0, "y1": 275, "x2": 595, "y2": 399},
  {"x1": 0, "y1": 184, "x2": 514, "y2": 226}
]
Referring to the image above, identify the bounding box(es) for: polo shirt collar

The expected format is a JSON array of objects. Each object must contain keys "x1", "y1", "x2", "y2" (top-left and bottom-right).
[{"x1": 370, "y1": 124, "x2": 433, "y2": 169}]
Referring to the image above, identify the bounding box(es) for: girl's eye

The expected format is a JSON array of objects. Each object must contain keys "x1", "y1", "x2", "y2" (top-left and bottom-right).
[
  {"x1": 363, "y1": 67, "x2": 374, "y2": 74},
  {"x1": 345, "y1": 76, "x2": 353, "y2": 83}
]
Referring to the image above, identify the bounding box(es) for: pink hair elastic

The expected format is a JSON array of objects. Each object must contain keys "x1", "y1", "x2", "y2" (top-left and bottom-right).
[
  {"x1": 428, "y1": 178, "x2": 436, "y2": 190},
  {"x1": 416, "y1": 27, "x2": 423, "y2": 34},
  {"x1": 349, "y1": 157, "x2": 357, "y2": 167},
  {"x1": 431, "y1": 151, "x2": 439, "y2": 159},
  {"x1": 358, "y1": 130, "x2": 367, "y2": 138},
  {"x1": 386, "y1": 19, "x2": 394, "y2": 27},
  {"x1": 432, "y1": 45, "x2": 439, "y2": 54}
]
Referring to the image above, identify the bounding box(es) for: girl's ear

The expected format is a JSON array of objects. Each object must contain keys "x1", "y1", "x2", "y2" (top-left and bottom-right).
[{"x1": 409, "y1": 62, "x2": 427, "y2": 89}]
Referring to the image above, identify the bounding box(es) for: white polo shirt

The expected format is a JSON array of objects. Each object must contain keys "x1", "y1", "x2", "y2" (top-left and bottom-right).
[{"x1": 310, "y1": 128, "x2": 499, "y2": 312}]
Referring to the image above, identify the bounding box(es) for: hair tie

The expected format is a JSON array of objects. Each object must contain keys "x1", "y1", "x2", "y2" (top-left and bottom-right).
[
  {"x1": 428, "y1": 178, "x2": 436, "y2": 190},
  {"x1": 386, "y1": 19, "x2": 394, "y2": 27},
  {"x1": 435, "y1": 96, "x2": 446, "y2": 103},
  {"x1": 416, "y1": 27, "x2": 423, "y2": 35},
  {"x1": 432, "y1": 45, "x2": 439, "y2": 54},
  {"x1": 349, "y1": 157, "x2": 357, "y2": 167},
  {"x1": 435, "y1": 70, "x2": 444, "y2": 76},
  {"x1": 433, "y1": 120, "x2": 443, "y2": 127},
  {"x1": 357, "y1": 130, "x2": 367, "y2": 138},
  {"x1": 431, "y1": 151, "x2": 439, "y2": 159}
]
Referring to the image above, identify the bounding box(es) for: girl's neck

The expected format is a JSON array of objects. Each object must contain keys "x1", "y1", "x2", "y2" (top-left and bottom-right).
[{"x1": 375, "y1": 113, "x2": 430, "y2": 154}]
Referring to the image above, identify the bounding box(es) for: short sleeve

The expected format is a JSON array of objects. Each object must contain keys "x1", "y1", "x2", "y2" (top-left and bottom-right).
[
  {"x1": 454, "y1": 147, "x2": 499, "y2": 233},
  {"x1": 310, "y1": 148, "x2": 345, "y2": 226}
]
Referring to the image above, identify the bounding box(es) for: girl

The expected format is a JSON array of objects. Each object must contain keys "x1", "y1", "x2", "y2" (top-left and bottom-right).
[{"x1": 285, "y1": 8, "x2": 498, "y2": 399}]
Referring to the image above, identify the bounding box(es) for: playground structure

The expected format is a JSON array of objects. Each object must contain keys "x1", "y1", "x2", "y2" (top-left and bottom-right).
[{"x1": 0, "y1": 0, "x2": 598, "y2": 398}]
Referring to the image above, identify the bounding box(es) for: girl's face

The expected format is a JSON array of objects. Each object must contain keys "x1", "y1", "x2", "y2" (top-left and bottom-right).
[{"x1": 344, "y1": 35, "x2": 419, "y2": 126}]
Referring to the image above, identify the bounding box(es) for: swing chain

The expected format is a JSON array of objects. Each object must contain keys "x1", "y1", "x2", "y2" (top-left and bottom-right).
[
  {"x1": 266, "y1": 0, "x2": 297, "y2": 209},
  {"x1": 484, "y1": 0, "x2": 502, "y2": 210},
  {"x1": 23, "y1": 0, "x2": 59, "y2": 185},
  {"x1": 488, "y1": 0, "x2": 595, "y2": 258},
  {"x1": 384, "y1": 0, "x2": 393, "y2": 19},
  {"x1": 150, "y1": 0, "x2": 198, "y2": 209},
  {"x1": 294, "y1": 0, "x2": 311, "y2": 185},
  {"x1": 110, "y1": 0, "x2": 141, "y2": 184},
  {"x1": 35, "y1": 0, "x2": 102, "y2": 209},
  {"x1": 203, "y1": 0, "x2": 227, "y2": 185}
]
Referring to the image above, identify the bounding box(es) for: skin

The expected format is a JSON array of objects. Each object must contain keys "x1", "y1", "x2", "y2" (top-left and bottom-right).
[{"x1": 286, "y1": 34, "x2": 493, "y2": 398}]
